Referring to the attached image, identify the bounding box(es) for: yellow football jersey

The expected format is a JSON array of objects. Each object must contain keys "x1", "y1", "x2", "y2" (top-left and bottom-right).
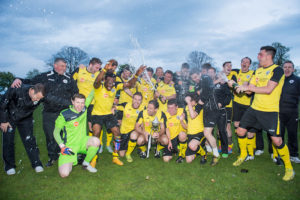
[
  {"x1": 156, "y1": 81, "x2": 176, "y2": 113},
  {"x1": 116, "y1": 76, "x2": 136, "y2": 104},
  {"x1": 119, "y1": 102, "x2": 142, "y2": 134},
  {"x1": 72, "y1": 66, "x2": 99, "y2": 104},
  {"x1": 184, "y1": 105, "x2": 204, "y2": 135},
  {"x1": 137, "y1": 78, "x2": 157, "y2": 109},
  {"x1": 226, "y1": 70, "x2": 237, "y2": 108},
  {"x1": 250, "y1": 64, "x2": 284, "y2": 112},
  {"x1": 92, "y1": 83, "x2": 123, "y2": 116},
  {"x1": 137, "y1": 110, "x2": 166, "y2": 134},
  {"x1": 233, "y1": 69, "x2": 254, "y2": 106},
  {"x1": 165, "y1": 108, "x2": 186, "y2": 140}
]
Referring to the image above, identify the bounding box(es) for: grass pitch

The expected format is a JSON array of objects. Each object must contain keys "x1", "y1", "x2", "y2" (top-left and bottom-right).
[{"x1": 0, "y1": 106, "x2": 299, "y2": 200}]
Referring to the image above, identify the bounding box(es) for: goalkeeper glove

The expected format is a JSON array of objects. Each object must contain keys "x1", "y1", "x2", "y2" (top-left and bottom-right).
[{"x1": 61, "y1": 147, "x2": 75, "y2": 155}]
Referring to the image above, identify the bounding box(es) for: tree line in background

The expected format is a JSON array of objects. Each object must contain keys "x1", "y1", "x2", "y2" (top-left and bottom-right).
[{"x1": 0, "y1": 42, "x2": 299, "y2": 93}]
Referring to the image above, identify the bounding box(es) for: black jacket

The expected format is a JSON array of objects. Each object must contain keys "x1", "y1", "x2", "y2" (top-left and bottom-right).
[
  {"x1": 203, "y1": 81, "x2": 232, "y2": 111},
  {"x1": 0, "y1": 85, "x2": 40, "y2": 122},
  {"x1": 280, "y1": 74, "x2": 300, "y2": 113},
  {"x1": 21, "y1": 70, "x2": 78, "y2": 113}
]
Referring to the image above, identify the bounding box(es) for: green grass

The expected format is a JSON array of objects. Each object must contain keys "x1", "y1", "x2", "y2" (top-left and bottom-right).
[{"x1": 0, "y1": 106, "x2": 299, "y2": 200}]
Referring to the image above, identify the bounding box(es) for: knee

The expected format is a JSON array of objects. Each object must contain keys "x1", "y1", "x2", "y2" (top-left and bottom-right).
[
  {"x1": 186, "y1": 156, "x2": 193, "y2": 163},
  {"x1": 119, "y1": 151, "x2": 125, "y2": 157},
  {"x1": 236, "y1": 128, "x2": 246, "y2": 137},
  {"x1": 59, "y1": 170, "x2": 70, "y2": 178},
  {"x1": 188, "y1": 143, "x2": 197, "y2": 152},
  {"x1": 160, "y1": 136, "x2": 169, "y2": 146},
  {"x1": 178, "y1": 132, "x2": 187, "y2": 142},
  {"x1": 137, "y1": 136, "x2": 145, "y2": 146},
  {"x1": 163, "y1": 156, "x2": 171, "y2": 162},
  {"x1": 130, "y1": 131, "x2": 138, "y2": 140},
  {"x1": 93, "y1": 137, "x2": 101, "y2": 147}
]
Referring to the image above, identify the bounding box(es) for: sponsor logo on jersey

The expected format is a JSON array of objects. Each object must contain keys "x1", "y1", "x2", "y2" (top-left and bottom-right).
[
  {"x1": 145, "y1": 122, "x2": 150, "y2": 126},
  {"x1": 169, "y1": 122, "x2": 174, "y2": 127},
  {"x1": 126, "y1": 114, "x2": 130, "y2": 118},
  {"x1": 80, "y1": 78, "x2": 85, "y2": 82},
  {"x1": 104, "y1": 93, "x2": 109, "y2": 98},
  {"x1": 74, "y1": 121, "x2": 79, "y2": 127}
]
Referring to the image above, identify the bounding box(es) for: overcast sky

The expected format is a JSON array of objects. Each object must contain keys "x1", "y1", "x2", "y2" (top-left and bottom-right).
[{"x1": 0, "y1": 0, "x2": 300, "y2": 77}]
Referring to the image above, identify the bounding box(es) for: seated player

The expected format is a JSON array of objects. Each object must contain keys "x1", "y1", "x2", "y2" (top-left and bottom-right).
[
  {"x1": 118, "y1": 92, "x2": 143, "y2": 162},
  {"x1": 162, "y1": 99, "x2": 188, "y2": 163},
  {"x1": 135, "y1": 100, "x2": 168, "y2": 158},
  {"x1": 184, "y1": 93, "x2": 207, "y2": 164},
  {"x1": 53, "y1": 92, "x2": 100, "y2": 178}
]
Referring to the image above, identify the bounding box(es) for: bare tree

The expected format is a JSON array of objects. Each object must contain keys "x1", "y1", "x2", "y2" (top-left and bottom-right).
[
  {"x1": 272, "y1": 42, "x2": 290, "y2": 67},
  {"x1": 46, "y1": 46, "x2": 89, "y2": 74},
  {"x1": 187, "y1": 51, "x2": 213, "y2": 70}
]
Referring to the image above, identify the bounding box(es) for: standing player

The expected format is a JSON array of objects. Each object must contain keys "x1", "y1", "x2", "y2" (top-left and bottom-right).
[
  {"x1": 137, "y1": 67, "x2": 157, "y2": 109},
  {"x1": 230, "y1": 57, "x2": 255, "y2": 160},
  {"x1": 174, "y1": 63, "x2": 191, "y2": 108},
  {"x1": 54, "y1": 92, "x2": 100, "y2": 177},
  {"x1": 92, "y1": 62, "x2": 145, "y2": 166},
  {"x1": 162, "y1": 99, "x2": 188, "y2": 163},
  {"x1": 135, "y1": 100, "x2": 168, "y2": 158},
  {"x1": 118, "y1": 92, "x2": 143, "y2": 162},
  {"x1": 155, "y1": 70, "x2": 176, "y2": 113},
  {"x1": 233, "y1": 46, "x2": 294, "y2": 181}
]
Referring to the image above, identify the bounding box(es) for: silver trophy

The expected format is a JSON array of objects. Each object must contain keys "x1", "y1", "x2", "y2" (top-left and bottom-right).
[{"x1": 146, "y1": 117, "x2": 160, "y2": 158}]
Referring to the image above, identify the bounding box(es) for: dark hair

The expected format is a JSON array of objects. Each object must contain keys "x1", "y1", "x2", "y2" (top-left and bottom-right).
[
  {"x1": 54, "y1": 57, "x2": 66, "y2": 64},
  {"x1": 208, "y1": 67, "x2": 216, "y2": 73},
  {"x1": 105, "y1": 70, "x2": 116, "y2": 80},
  {"x1": 146, "y1": 67, "x2": 154, "y2": 74},
  {"x1": 186, "y1": 92, "x2": 199, "y2": 102},
  {"x1": 241, "y1": 57, "x2": 252, "y2": 64},
  {"x1": 32, "y1": 83, "x2": 45, "y2": 96},
  {"x1": 89, "y1": 57, "x2": 102, "y2": 65},
  {"x1": 260, "y1": 46, "x2": 276, "y2": 59},
  {"x1": 108, "y1": 59, "x2": 118, "y2": 67},
  {"x1": 72, "y1": 93, "x2": 86, "y2": 101},
  {"x1": 148, "y1": 99, "x2": 159, "y2": 109},
  {"x1": 201, "y1": 63, "x2": 212, "y2": 70},
  {"x1": 156, "y1": 67, "x2": 163, "y2": 72},
  {"x1": 222, "y1": 61, "x2": 231, "y2": 67},
  {"x1": 283, "y1": 60, "x2": 294, "y2": 68},
  {"x1": 164, "y1": 70, "x2": 173, "y2": 76},
  {"x1": 133, "y1": 92, "x2": 143, "y2": 100},
  {"x1": 190, "y1": 67, "x2": 200, "y2": 75},
  {"x1": 167, "y1": 98, "x2": 178, "y2": 106},
  {"x1": 182, "y1": 63, "x2": 190, "y2": 69}
]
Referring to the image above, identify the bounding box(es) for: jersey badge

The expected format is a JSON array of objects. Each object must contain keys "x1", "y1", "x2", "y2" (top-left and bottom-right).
[
  {"x1": 63, "y1": 79, "x2": 68, "y2": 84},
  {"x1": 289, "y1": 80, "x2": 294, "y2": 84},
  {"x1": 266, "y1": 71, "x2": 270, "y2": 75}
]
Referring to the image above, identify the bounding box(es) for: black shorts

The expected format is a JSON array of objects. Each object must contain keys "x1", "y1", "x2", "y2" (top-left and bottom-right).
[
  {"x1": 203, "y1": 108, "x2": 226, "y2": 128},
  {"x1": 91, "y1": 114, "x2": 118, "y2": 130},
  {"x1": 225, "y1": 107, "x2": 232, "y2": 123},
  {"x1": 115, "y1": 110, "x2": 123, "y2": 121},
  {"x1": 185, "y1": 132, "x2": 205, "y2": 156},
  {"x1": 87, "y1": 105, "x2": 94, "y2": 122},
  {"x1": 239, "y1": 107, "x2": 280, "y2": 136},
  {"x1": 163, "y1": 136, "x2": 179, "y2": 156},
  {"x1": 233, "y1": 101, "x2": 249, "y2": 122},
  {"x1": 119, "y1": 131, "x2": 133, "y2": 151}
]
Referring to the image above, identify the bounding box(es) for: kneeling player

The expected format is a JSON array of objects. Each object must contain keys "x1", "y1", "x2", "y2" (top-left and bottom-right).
[
  {"x1": 163, "y1": 99, "x2": 188, "y2": 163},
  {"x1": 54, "y1": 92, "x2": 100, "y2": 178},
  {"x1": 184, "y1": 94, "x2": 207, "y2": 164},
  {"x1": 135, "y1": 100, "x2": 168, "y2": 158},
  {"x1": 118, "y1": 92, "x2": 143, "y2": 162}
]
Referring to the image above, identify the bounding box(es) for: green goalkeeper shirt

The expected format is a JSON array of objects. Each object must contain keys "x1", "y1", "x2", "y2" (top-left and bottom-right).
[{"x1": 53, "y1": 91, "x2": 94, "y2": 147}]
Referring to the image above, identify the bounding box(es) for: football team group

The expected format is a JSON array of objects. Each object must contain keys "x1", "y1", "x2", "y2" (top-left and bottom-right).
[{"x1": 1, "y1": 45, "x2": 299, "y2": 182}]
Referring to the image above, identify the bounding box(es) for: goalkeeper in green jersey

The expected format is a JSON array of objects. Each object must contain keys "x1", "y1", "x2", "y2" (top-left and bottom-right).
[{"x1": 53, "y1": 91, "x2": 100, "y2": 178}]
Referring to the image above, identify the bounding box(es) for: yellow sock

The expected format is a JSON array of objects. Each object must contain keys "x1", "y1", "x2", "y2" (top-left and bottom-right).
[
  {"x1": 179, "y1": 142, "x2": 187, "y2": 158},
  {"x1": 197, "y1": 146, "x2": 206, "y2": 156},
  {"x1": 100, "y1": 129, "x2": 103, "y2": 146},
  {"x1": 126, "y1": 139, "x2": 137, "y2": 156},
  {"x1": 272, "y1": 144, "x2": 278, "y2": 158},
  {"x1": 218, "y1": 139, "x2": 221, "y2": 147},
  {"x1": 277, "y1": 144, "x2": 293, "y2": 170},
  {"x1": 90, "y1": 155, "x2": 98, "y2": 163},
  {"x1": 139, "y1": 145, "x2": 147, "y2": 152},
  {"x1": 229, "y1": 144, "x2": 233, "y2": 148},
  {"x1": 238, "y1": 136, "x2": 247, "y2": 159},
  {"x1": 156, "y1": 144, "x2": 164, "y2": 152},
  {"x1": 112, "y1": 152, "x2": 119, "y2": 158},
  {"x1": 247, "y1": 137, "x2": 255, "y2": 156},
  {"x1": 106, "y1": 132, "x2": 113, "y2": 147},
  {"x1": 88, "y1": 132, "x2": 93, "y2": 136}
]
